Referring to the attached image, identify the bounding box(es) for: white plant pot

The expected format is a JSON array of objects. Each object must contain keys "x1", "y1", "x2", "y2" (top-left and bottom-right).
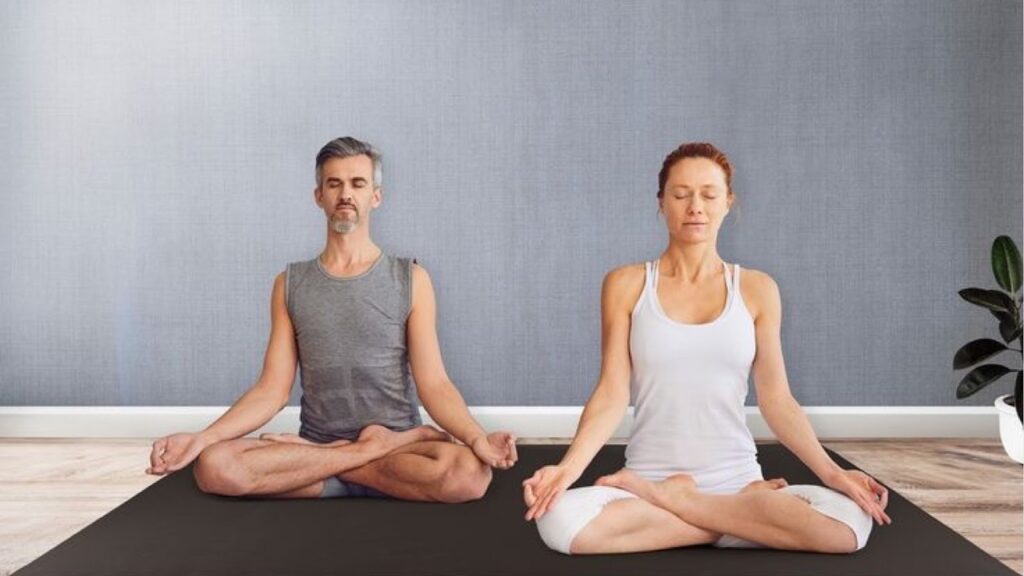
[{"x1": 995, "y1": 394, "x2": 1024, "y2": 464}]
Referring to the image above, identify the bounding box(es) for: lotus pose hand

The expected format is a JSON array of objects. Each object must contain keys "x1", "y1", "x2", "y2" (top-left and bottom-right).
[
  {"x1": 471, "y1": 431, "x2": 518, "y2": 469},
  {"x1": 147, "y1": 432, "x2": 213, "y2": 475},
  {"x1": 522, "y1": 464, "x2": 580, "y2": 521},
  {"x1": 825, "y1": 468, "x2": 891, "y2": 525}
]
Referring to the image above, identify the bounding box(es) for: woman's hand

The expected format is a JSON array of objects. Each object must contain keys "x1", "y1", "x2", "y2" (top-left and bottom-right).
[
  {"x1": 825, "y1": 468, "x2": 891, "y2": 525},
  {"x1": 522, "y1": 464, "x2": 580, "y2": 521}
]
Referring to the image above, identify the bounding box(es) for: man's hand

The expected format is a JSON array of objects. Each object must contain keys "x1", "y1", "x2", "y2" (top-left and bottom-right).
[
  {"x1": 824, "y1": 468, "x2": 891, "y2": 526},
  {"x1": 146, "y1": 432, "x2": 215, "y2": 476},
  {"x1": 470, "y1": 431, "x2": 518, "y2": 470}
]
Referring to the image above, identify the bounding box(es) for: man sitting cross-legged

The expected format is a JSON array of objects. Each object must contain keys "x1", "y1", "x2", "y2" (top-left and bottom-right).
[{"x1": 146, "y1": 136, "x2": 517, "y2": 502}]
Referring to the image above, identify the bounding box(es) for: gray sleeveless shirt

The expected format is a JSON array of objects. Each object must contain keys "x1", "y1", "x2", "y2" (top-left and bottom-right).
[{"x1": 285, "y1": 253, "x2": 422, "y2": 442}]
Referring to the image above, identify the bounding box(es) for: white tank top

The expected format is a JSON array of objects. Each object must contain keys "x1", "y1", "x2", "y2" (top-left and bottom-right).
[{"x1": 624, "y1": 259, "x2": 764, "y2": 494}]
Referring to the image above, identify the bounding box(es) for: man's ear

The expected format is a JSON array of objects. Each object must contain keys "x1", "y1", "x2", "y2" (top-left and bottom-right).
[
  {"x1": 371, "y1": 186, "x2": 383, "y2": 208},
  {"x1": 313, "y1": 186, "x2": 323, "y2": 207}
]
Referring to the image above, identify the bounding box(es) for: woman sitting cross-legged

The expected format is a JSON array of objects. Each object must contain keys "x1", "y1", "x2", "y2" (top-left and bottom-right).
[{"x1": 522, "y1": 142, "x2": 891, "y2": 555}]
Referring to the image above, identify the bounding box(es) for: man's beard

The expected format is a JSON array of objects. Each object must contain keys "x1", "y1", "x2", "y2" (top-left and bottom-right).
[{"x1": 329, "y1": 213, "x2": 359, "y2": 234}]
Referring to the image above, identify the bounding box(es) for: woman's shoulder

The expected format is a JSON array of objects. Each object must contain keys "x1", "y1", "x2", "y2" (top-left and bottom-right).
[
  {"x1": 605, "y1": 262, "x2": 647, "y2": 282},
  {"x1": 602, "y1": 262, "x2": 648, "y2": 307},
  {"x1": 737, "y1": 265, "x2": 781, "y2": 321}
]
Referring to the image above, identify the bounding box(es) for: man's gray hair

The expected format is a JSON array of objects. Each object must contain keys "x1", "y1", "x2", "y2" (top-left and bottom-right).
[{"x1": 315, "y1": 136, "x2": 382, "y2": 187}]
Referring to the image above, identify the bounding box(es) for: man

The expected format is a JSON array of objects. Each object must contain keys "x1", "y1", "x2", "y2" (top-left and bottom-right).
[{"x1": 146, "y1": 137, "x2": 517, "y2": 501}]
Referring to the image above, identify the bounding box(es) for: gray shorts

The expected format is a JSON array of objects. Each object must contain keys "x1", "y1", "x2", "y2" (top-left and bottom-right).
[{"x1": 319, "y1": 476, "x2": 391, "y2": 498}]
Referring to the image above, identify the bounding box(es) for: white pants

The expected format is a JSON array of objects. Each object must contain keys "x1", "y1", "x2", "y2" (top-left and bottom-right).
[{"x1": 535, "y1": 484, "x2": 873, "y2": 555}]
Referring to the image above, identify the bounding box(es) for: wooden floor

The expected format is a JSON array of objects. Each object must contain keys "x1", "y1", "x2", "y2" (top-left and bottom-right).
[{"x1": 0, "y1": 438, "x2": 1020, "y2": 575}]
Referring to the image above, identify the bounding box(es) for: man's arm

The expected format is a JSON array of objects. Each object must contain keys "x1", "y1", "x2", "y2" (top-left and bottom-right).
[
  {"x1": 406, "y1": 263, "x2": 516, "y2": 468},
  {"x1": 199, "y1": 272, "x2": 298, "y2": 442},
  {"x1": 147, "y1": 272, "x2": 298, "y2": 474}
]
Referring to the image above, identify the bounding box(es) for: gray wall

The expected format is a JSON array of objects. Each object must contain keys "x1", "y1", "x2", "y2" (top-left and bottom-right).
[{"x1": 1, "y1": 0, "x2": 1021, "y2": 407}]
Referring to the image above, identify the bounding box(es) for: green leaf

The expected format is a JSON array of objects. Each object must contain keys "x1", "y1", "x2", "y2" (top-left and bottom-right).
[
  {"x1": 953, "y1": 338, "x2": 1008, "y2": 369},
  {"x1": 991, "y1": 309, "x2": 1023, "y2": 343},
  {"x1": 992, "y1": 236, "x2": 1022, "y2": 294},
  {"x1": 956, "y1": 364, "x2": 1014, "y2": 399},
  {"x1": 1005, "y1": 323, "x2": 1023, "y2": 344},
  {"x1": 959, "y1": 288, "x2": 1016, "y2": 314}
]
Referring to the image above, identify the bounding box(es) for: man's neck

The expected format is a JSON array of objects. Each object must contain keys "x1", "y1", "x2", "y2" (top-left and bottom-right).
[{"x1": 319, "y1": 233, "x2": 382, "y2": 277}]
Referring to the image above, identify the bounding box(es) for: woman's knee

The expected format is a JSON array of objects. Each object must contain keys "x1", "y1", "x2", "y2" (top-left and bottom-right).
[
  {"x1": 535, "y1": 486, "x2": 624, "y2": 555},
  {"x1": 535, "y1": 491, "x2": 582, "y2": 554},
  {"x1": 826, "y1": 509, "x2": 871, "y2": 553},
  {"x1": 193, "y1": 440, "x2": 254, "y2": 496},
  {"x1": 813, "y1": 522, "x2": 860, "y2": 554},
  {"x1": 783, "y1": 485, "x2": 870, "y2": 553}
]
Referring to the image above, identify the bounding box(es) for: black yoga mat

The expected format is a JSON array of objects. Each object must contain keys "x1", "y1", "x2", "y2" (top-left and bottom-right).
[{"x1": 15, "y1": 443, "x2": 1017, "y2": 576}]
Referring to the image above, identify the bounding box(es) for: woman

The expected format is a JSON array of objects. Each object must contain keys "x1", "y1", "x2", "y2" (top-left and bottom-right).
[{"x1": 522, "y1": 142, "x2": 890, "y2": 555}]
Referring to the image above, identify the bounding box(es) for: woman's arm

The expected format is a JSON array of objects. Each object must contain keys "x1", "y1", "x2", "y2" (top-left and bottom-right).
[
  {"x1": 522, "y1": 265, "x2": 643, "y2": 520},
  {"x1": 557, "y1": 266, "x2": 640, "y2": 473},
  {"x1": 750, "y1": 271, "x2": 891, "y2": 525},
  {"x1": 748, "y1": 271, "x2": 838, "y2": 476}
]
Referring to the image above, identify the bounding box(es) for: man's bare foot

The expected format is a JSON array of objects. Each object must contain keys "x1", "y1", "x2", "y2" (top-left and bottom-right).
[
  {"x1": 259, "y1": 433, "x2": 313, "y2": 445},
  {"x1": 259, "y1": 433, "x2": 352, "y2": 448},
  {"x1": 356, "y1": 424, "x2": 450, "y2": 454},
  {"x1": 739, "y1": 478, "x2": 788, "y2": 494},
  {"x1": 595, "y1": 468, "x2": 659, "y2": 502}
]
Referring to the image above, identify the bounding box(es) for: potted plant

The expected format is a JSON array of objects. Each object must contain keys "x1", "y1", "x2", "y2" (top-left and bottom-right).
[{"x1": 954, "y1": 235, "x2": 1023, "y2": 464}]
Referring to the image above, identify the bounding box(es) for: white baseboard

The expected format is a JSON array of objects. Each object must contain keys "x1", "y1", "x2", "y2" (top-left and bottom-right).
[{"x1": 0, "y1": 406, "x2": 999, "y2": 439}]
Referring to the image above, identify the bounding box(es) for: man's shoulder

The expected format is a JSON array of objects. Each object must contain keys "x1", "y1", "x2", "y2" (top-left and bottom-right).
[
  {"x1": 284, "y1": 257, "x2": 318, "y2": 275},
  {"x1": 380, "y1": 253, "x2": 417, "y2": 283}
]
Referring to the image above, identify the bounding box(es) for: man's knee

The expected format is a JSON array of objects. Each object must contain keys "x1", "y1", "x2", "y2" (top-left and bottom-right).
[
  {"x1": 193, "y1": 441, "x2": 254, "y2": 496},
  {"x1": 434, "y1": 448, "x2": 492, "y2": 503}
]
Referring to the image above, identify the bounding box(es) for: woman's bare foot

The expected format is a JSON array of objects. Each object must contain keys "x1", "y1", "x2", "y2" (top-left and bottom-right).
[
  {"x1": 259, "y1": 433, "x2": 352, "y2": 448},
  {"x1": 739, "y1": 478, "x2": 788, "y2": 494},
  {"x1": 356, "y1": 424, "x2": 450, "y2": 454},
  {"x1": 595, "y1": 468, "x2": 658, "y2": 502},
  {"x1": 648, "y1": 473, "x2": 700, "y2": 509}
]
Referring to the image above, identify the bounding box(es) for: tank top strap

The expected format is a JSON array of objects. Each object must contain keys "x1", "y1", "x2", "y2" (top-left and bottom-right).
[
  {"x1": 633, "y1": 261, "x2": 655, "y2": 317},
  {"x1": 733, "y1": 263, "x2": 741, "y2": 293}
]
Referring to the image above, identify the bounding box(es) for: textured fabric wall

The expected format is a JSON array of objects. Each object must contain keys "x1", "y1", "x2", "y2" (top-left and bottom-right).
[{"x1": 1, "y1": 1, "x2": 1021, "y2": 406}]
